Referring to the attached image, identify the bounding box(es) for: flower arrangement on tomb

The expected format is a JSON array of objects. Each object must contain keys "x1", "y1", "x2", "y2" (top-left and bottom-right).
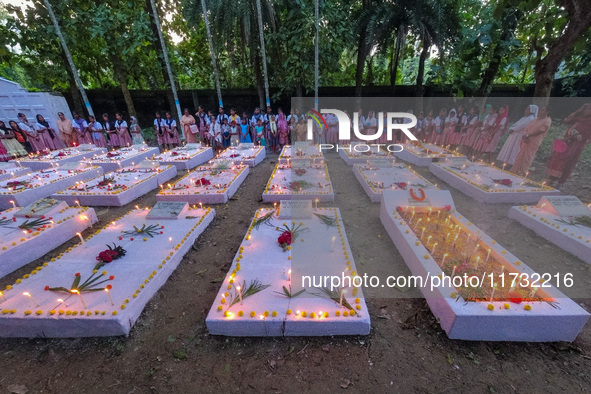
[
  {"x1": 277, "y1": 222, "x2": 307, "y2": 251},
  {"x1": 121, "y1": 224, "x2": 163, "y2": 238},
  {"x1": 493, "y1": 178, "x2": 513, "y2": 187},
  {"x1": 106, "y1": 151, "x2": 120, "y2": 158},
  {"x1": 294, "y1": 168, "x2": 307, "y2": 176},
  {"x1": 45, "y1": 244, "x2": 124, "y2": 297},
  {"x1": 2, "y1": 180, "x2": 30, "y2": 190},
  {"x1": 289, "y1": 180, "x2": 314, "y2": 192},
  {"x1": 18, "y1": 217, "x2": 53, "y2": 232}
]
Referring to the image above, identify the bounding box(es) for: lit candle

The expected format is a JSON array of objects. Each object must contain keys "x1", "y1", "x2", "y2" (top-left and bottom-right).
[
  {"x1": 502, "y1": 162, "x2": 507, "y2": 171},
  {"x1": 74, "y1": 200, "x2": 81, "y2": 208},
  {"x1": 421, "y1": 227, "x2": 426, "y2": 240},
  {"x1": 451, "y1": 265, "x2": 456, "y2": 278},
  {"x1": 431, "y1": 242, "x2": 438, "y2": 255},
  {"x1": 76, "y1": 232, "x2": 85, "y2": 247},
  {"x1": 474, "y1": 256, "x2": 480, "y2": 269},
  {"x1": 314, "y1": 199, "x2": 319, "y2": 211},
  {"x1": 446, "y1": 233, "x2": 451, "y2": 243},
  {"x1": 135, "y1": 205, "x2": 140, "y2": 211},
  {"x1": 288, "y1": 269, "x2": 292, "y2": 282},
  {"x1": 105, "y1": 288, "x2": 114, "y2": 306},
  {"x1": 485, "y1": 248, "x2": 491, "y2": 263},
  {"x1": 117, "y1": 161, "x2": 122, "y2": 169},
  {"x1": 9, "y1": 200, "x2": 16, "y2": 209},
  {"x1": 159, "y1": 184, "x2": 163, "y2": 191},
  {"x1": 473, "y1": 243, "x2": 480, "y2": 253},
  {"x1": 441, "y1": 253, "x2": 448, "y2": 267},
  {"x1": 199, "y1": 202, "x2": 203, "y2": 210},
  {"x1": 236, "y1": 285, "x2": 243, "y2": 305},
  {"x1": 331, "y1": 236, "x2": 336, "y2": 252},
  {"x1": 273, "y1": 202, "x2": 277, "y2": 214},
  {"x1": 169, "y1": 237, "x2": 174, "y2": 248},
  {"x1": 339, "y1": 289, "x2": 346, "y2": 307},
  {"x1": 490, "y1": 284, "x2": 497, "y2": 302},
  {"x1": 426, "y1": 235, "x2": 432, "y2": 246},
  {"x1": 529, "y1": 286, "x2": 538, "y2": 299},
  {"x1": 414, "y1": 218, "x2": 422, "y2": 230},
  {"x1": 23, "y1": 291, "x2": 39, "y2": 307},
  {"x1": 246, "y1": 235, "x2": 251, "y2": 246},
  {"x1": 0, "y1": 291, "x2": 4, "y2": 304}
]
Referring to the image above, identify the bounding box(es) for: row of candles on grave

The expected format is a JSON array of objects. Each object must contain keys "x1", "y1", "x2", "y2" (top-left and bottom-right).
[
  {"x1": 405, "y1": 207, "x2": 493, "y2": 268},
  {"x1": 0, "y1": 289, "x2": 114, "y2": 310},
  {"x1": 402, "y1": 207, "x2": 541, "y2": 298},
  {"x1": 222, "y1": 268, "x2": 350, "y2": 320}
]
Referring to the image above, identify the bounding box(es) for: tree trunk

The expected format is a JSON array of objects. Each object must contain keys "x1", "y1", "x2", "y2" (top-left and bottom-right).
[
  {"x1": 533, "y1": 0, "x2": 591, "y2": 105},
  {"x1": 475, "y1": 7, "x2": 520, "y2": 97},
  {"x1": 390, "y1": 25, "x2": 406, "y2": 95},
  {"x1": 354, "y1": 29, "x2": 368, "y2": 97},
  {"x1": 113, "y1": 57, "x2": 137, "y2": 118},
  {"x1": 145, "y1": 0, "x2": 177, "y2": 113},
  {"x1": 415, "y1": 33, "x2": 431, "y2": 97},
  {"x1": 60, "y1": 50, "x2": 84, "y2": 115}
]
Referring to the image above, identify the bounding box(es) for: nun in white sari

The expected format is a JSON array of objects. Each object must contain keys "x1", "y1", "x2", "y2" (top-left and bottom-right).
[{"x1": 497, "y1": 104, "x2": 538, "y2": 165}]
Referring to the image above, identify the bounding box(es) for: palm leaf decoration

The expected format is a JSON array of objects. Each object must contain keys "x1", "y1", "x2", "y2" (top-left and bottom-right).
[
  {"x1": 252, "y1": 210, "x2": 275, "y2": 229},
  {"x1": 228, "y1": 279, "x2": 270, "y2": 308},
  {"x1": 275, "y1": 285, "x2": 306, "y2": 299},
  {"x1": 317, "y1": 287, "x2": 355, "y2": 311},
  {"x1": 18, "y1": 217, "x2": 53, "y2": 231},
  {"x1": 121, "y1": 224, "x2": 162, "y2": 238},
  {"x1": 313, "y1": 213, "x2": 337, "y2": 228},
  {"x1": 555, "y1": 215, "x2": 591, "y2": 229}
]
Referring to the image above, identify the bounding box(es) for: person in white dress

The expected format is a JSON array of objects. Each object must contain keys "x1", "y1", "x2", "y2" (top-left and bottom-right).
[{"x1": 496, "y1": 104, "x2": 538, "y2": 165}]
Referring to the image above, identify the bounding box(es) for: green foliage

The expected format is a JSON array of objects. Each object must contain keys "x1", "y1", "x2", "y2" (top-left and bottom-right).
[{"x1": 0, "y1": 0, "x2": 590, "y2": 100}]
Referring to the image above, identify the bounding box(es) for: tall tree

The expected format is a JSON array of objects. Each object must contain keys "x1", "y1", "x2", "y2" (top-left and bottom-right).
[{"x1": 532, "y1": 0, "x2": 591, "y2": 103}]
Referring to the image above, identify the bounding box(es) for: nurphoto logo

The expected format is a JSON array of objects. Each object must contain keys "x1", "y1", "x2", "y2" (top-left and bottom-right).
[{"x1": 306, "y1": 109, "x2": 418, "y2": 152}]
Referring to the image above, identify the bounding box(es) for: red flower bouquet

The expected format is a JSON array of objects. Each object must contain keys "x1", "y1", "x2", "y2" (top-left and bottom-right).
[
  {"x1": 95, "y1": 243, "x2": 127, "y2": 268},
  {"x1": 493, "y1": 178, "x2": 513, "y2": 187},
  {"x1": 57, "y1": 152, "x2": 66, "y2": 157},
  {"x1": 195, "y1": 177, "x2": 211, "y2": 186},
  {"x1": 294, "y1": 169, "x2": 307, "y2": 176},
  {"x1": 106, "y1": 151, "x2": 120, "y2": 158},
  {"x1": 278, "y1": 230, "x2": 292, "y2": 251},
  {"x1": 395, "y1": 182, "x2": 407, "y2": 190}
]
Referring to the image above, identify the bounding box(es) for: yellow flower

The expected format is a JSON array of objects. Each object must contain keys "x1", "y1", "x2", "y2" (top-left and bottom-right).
[
  {"x1": 343, "y1": 311, "x2": 349, "y2": 317},
  {"x1": 487, "y1": 304, "x2": 494, "y2": 311},
  {"x1": 335, "y1": 311, "x2": 341, "y2": 317},
  {"x1": 324, "y1": 312, "x2": 329, "y2": 318},
  {"x1": 286, "y1": 309, "x2": 292, "y2": 314},
  {"x1": 524, "y1": 304, "x2": 532, "y2": 311},
  {"x1": 217, "y1": 305, "x2": 223, "y2": 311},
  {"x1": 112, "y1": 311, "x2": 118, "y2": 315},
  {"x1": 272, "y1": 311, "x2": 277, "y2": 317},
  {"x1": 250, "y1": 311, "x2": 256, "y2": 317},
  {"x1": 504, "y1": 303, "x2": 510, "y2": 310},
  {"x1": 25, "y1": 310, "x2": 32, "y2": 315},
  {"x1": 238, "y1": 311, "x2": 244, "y2": 317},
  {"x1": 301, "y1": 311, "x2": 307, "y2": 317}
]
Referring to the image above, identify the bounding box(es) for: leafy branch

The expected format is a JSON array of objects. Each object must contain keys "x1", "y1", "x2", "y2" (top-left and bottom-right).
[{"x1": 228, "y1": 279, "x2": 271, "y2": 308}]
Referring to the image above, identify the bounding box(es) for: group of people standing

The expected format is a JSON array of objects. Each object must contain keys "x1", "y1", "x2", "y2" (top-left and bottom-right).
[
  {"x1": 174, "y1": 106, "x2": 305, "y2": 153},
  {"x1": 411, "y1": 102, "x2": 590, "y2": 189},
  {"x1": 0, "y1": 111, "x2": 145, "y2": 161}
]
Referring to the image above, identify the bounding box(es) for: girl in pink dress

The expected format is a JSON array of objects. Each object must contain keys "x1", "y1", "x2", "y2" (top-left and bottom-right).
[
  {"x1": 115, "y1": 113, "x2": 132, "y2": 147},
  {"x1": 164, "y1": 112, "x2": 180, "y2": 148},
  {"x1": 482, "y1": 106, "x2": 509, "y2": 163},
  {"x1": 277, "y1": 109, "x2": 289, "y2": 148},
  {"x1": 458, "y1": 107, "x2": 480, "y2": 155},
  {"x1": 35, "y1": 114, "x2": 63, "y2": 150},
  {"x1": 103, "y1": 114, "x2": 120, "y2": 148},
  {"x1": 72, "y1": 112, "x2": 92, "y2": 144},
  {"x1": 441, "y1": 109, "x2": 458, "y2": 147},
  {"x1": 472, "y1": 106, "x2": 498, "y2": 157},
  {"x1": 88, "y1": 115, "x2": 108, "y2": 147}
]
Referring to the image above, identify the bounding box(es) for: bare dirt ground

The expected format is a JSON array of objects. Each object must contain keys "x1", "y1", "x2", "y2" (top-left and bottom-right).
[{"x1": 0, "y1": 148, "x2": 590, "y2": 394}]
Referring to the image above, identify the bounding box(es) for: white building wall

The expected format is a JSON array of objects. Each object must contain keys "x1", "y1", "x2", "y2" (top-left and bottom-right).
[{"x1": 0, "y1": 77, "x2": 72, "y2": 139}]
